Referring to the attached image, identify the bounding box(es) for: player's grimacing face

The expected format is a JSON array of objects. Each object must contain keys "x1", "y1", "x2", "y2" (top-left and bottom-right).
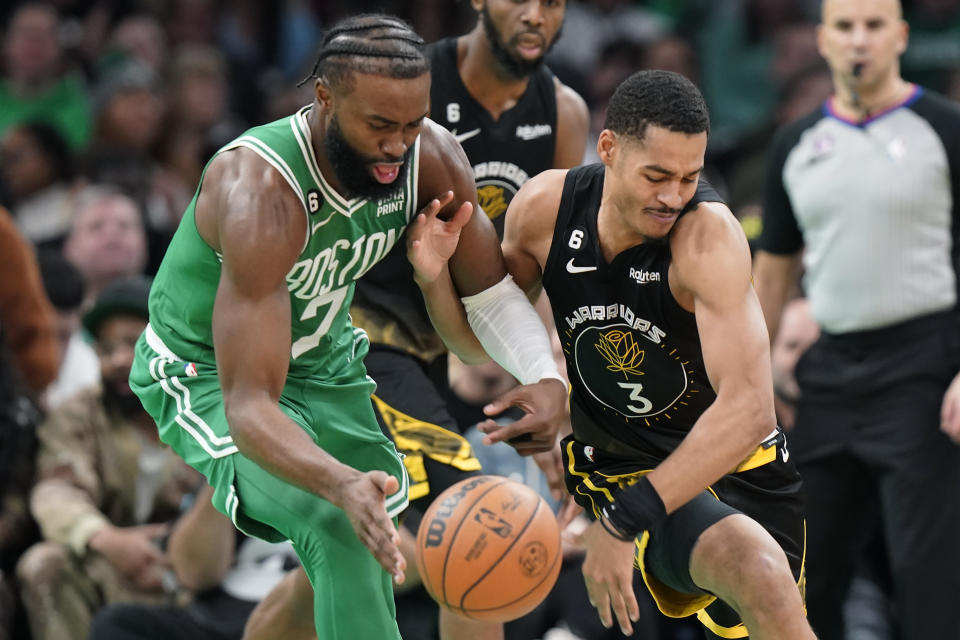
[
  {"x1": 323, "y1": 71, "x2": 429, "y2": 199},
  {"x1": 602, "y1": 126, "x2": 706, "y2": 241},
  {"x1": 480, "y1": 0, "x2": 565, "y2": 76},
  {"x1": 817, "y1": 0, "x2": 907, "y2": 85}
]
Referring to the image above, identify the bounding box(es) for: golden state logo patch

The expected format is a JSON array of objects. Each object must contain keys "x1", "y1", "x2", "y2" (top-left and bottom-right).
[
  {"x1": 477, "y1": 184, "x2": 508, "y2": 220},
  {"x1": 571, "y1": 324, "x2": 695, "y2": 421}
]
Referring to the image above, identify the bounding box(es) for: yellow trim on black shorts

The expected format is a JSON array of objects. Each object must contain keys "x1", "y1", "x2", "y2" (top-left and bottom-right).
[
  {"x1": 372, "y1": 394, "x2": 480, "y2": 500},
  {"x1": 635, "y1": 531, "x2": 718, "y2": 619},
  {"x1": 695, "y1": 609, "x2": 749, "y2": 638},
  {"x1": 732, "y1": 441, "x2": 778, "y2": 473}
]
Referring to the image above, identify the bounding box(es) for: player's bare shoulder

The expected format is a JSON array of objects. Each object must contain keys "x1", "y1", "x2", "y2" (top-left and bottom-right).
[
  {"x1": 672, "y1": 200, "x2": 746, "y2": 253},
  {"x1": 552, "y1": 77, "x2": 589, "y2": 169},
  {"x1": 553, "y1": 77, "x2": 589, "y2": 127},
  {"x1": 195, "y1": 146, "x2": 306, "y2": 266},
  {"x1": 417, "y1": 118, "x2": 475, "y2": 197},
  {"x1": 503, "y1": 169, "x2": 568, "y2": 263},
  {"x1": 670, "y1": 200, "x2": 752, "y2": 305}
]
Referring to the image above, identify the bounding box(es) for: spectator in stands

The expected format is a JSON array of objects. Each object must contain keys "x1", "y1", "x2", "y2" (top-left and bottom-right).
[
  {"x1": 0, "y1": 204, "x2": 55, "y2": 640},
  {"x1": 16, "y1": 276, "x2": 201, "y2": 640},
  {"x1": 107, "y1": 14, "x2": 169, "y2": 76},
  {"x1": 88, "y1": 484, "x2": 300, "y2": 640},
  {"x1": 159, "y1": 45, "x2": 244, "y2": 199},
  {"x1": 63, "y1": 187, "x2": 149, "y2": 305},
  {"x1": 37, "y1": 252, "x2": 99, "y2": 409},
  {"x1": 0, "y1": 205, "x2": 59, "y2": 395},
  {"x1": 0, "y1": 121, "x2": 77, "y2": 253},
  {"x1": 0, "y1": 3, "x2": 92, "y2": 149},
  {"x1": 82, "y1": 60, "x2": 188, "y2": 266}
]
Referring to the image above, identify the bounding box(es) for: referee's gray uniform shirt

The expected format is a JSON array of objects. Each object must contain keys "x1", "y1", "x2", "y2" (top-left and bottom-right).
[{"x1": 760, "y1": 86, "x2": 960, "y2": 334}]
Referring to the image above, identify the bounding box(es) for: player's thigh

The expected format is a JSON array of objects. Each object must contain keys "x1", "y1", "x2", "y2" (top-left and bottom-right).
[{"x1": 645, "y1": 491, "x2": 742, "y2": 598}]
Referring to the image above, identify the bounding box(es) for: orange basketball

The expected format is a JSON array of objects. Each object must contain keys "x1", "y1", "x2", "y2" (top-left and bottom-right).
[{"x1": 415, "y1": 475, "x2": 562, "y2": 622}]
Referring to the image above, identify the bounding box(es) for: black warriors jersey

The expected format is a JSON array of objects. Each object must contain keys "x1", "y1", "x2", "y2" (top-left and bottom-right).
[
  {"x1": 543, "y1": 164, "x2": 725, "y2": 461},
  {"x1": 428, "y1": 37, "x2": 558, "y2": 237}
]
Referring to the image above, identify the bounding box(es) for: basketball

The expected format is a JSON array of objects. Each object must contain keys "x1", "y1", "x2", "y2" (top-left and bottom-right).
[{"x1": 415, "y1": 475, "x2": 562, "y2": 622}]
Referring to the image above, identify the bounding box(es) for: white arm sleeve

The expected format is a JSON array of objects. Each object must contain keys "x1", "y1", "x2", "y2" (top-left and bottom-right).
[{"x1": 461, "y1": 275, "x2": 565, "y2": 386}]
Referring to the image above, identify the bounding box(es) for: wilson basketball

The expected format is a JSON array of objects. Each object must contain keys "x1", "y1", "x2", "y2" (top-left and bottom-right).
[{"x1": 415, "y1": 475, "x2": 562, "y2": 622}]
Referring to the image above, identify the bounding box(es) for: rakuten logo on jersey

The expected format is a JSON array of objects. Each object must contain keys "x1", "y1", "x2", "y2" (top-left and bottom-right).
[
  {"x1": 515, "y1": 124, "x2": 552, "y2": 140},
  {"x1": 628, "y1": 268, "x2": 661, "y2": 285}
]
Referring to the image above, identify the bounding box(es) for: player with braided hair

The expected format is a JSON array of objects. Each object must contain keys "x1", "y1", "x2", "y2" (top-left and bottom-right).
[{"x1": 129, "y1": 13, "x2": 567, "y2": 640}]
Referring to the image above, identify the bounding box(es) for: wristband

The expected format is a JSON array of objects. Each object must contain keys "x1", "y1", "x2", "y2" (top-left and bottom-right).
[{"x1": 604, "y1": 476, "x2": 667, "y2": 539}]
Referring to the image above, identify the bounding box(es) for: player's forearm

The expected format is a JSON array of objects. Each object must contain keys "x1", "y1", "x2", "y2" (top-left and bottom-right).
[
  {"x1": 417, "y1": 265, "x2": 490, "y2": 364},
  {"x1": 461, "y1": 275, "x2": 564, "y2": 386},
  {"x1": 646, "y1": 390, "x2": 775, "y2": 514},
  {"x1": 225, "y1": 394, "x2": 359, "y2": 506}
]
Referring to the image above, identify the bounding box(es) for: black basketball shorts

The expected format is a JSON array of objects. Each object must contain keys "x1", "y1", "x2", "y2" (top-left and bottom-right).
[
  {"x1": 561, "y1": 430, "x2": 806, "y2": 637},
  {"x1": 365, "y1": 345, "x2": 482, "y2": 513}
]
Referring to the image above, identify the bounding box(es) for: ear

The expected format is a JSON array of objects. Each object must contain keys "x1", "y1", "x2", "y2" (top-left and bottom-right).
[
  {"x1": 895, "y1": 19, "x2": 909, "y2": 56},
  {"x1": 315, "y1": 79, "x2": 333, "y2": 109},
  {"x1": 597, "y1": 129, "x2": 617, "y2": 167},
  {"x1": 815, "y1": 23, "x2": 827, "y2": 61}
]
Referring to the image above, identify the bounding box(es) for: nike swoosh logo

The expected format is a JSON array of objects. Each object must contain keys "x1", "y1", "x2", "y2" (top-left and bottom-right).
[
  {"x1": 452, "y1": 128, "x2": 481, "y2": 144},
  {"x1": 566, "y1": 258, "x2": 597, "y2": 274}
]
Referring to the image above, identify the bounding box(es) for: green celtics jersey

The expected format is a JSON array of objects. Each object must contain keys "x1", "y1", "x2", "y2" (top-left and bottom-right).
[{"x1": 147, "y1": 105, "x2": 420, "y2": 380}]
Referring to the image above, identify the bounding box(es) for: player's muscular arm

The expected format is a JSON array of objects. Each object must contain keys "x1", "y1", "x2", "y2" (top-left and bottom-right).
[
  {"x1": 501, "y1": 170, "x2": 567, "y2": 297},
  {"x1": 752, "y1": 250, "x2": 803, "y2": 344},
  {"x1": 412, "y1": 120, "x2": 503, "y2": 362},
  {"x1": 422, "y1": 120, "x2": 508, "y2": 295},
  {"x1": 201, "y1": 149, "x2": 343, "y2": 495},
  {"x1": 552, "y1": 80, "x2": 590, "y2": 170},
  {"x1": 199, "y1": 150, "x2": 405, "y2": 579},
  {"x1": 648, "y1": 202, "x2": 777, "y2": 513}
]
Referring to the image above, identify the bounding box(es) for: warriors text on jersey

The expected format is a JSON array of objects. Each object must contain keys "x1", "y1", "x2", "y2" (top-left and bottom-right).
[
  {"x1": 542, "y1": 164, "x2": 723, "y2": 462},
  {"x1": 146, "y1": 105, "x2": 420, "y2": 382},
  {"x1": 428, "y1": 37, "x2": 558, "y2": 237}
]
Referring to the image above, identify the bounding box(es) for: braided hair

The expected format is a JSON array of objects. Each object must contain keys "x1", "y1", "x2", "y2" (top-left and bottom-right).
[{"x1": 300, "y1": 14, "x2": 429, "y2": 93}]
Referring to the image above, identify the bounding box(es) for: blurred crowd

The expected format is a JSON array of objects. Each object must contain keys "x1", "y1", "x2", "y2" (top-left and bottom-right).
[{"x1": 3, "y1": 1, "x2": 960, "y2": 639}]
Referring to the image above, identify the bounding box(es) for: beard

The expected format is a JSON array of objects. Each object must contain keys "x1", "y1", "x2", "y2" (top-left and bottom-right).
[
  {"x1": 102, "y1": 373, "x2": 146, "y2": 419},
  {"x1": 324, "y1": 114, "x2": 412, "y2": 201},
  {"x1": 481, "y1": 5, "x2": 561, "y2": 80}
]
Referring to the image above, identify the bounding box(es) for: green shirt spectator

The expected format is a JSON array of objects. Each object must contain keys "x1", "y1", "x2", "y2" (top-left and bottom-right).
[
  {"x1": 0, "y1": 4, "x2": 92, "y2": 149},
  {"x1": 0, "y1": 74, "x2": 91, "y2": 149}
]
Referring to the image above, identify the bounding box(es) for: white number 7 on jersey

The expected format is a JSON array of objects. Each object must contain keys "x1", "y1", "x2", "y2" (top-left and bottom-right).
[{"x1": 291, "y1": 286, "x2": 348, "y2": 359}]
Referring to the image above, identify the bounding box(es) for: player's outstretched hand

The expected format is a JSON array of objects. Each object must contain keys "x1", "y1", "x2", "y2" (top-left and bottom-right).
[
  {"x1": 335, "y1": 470, "x2": 406, "y2": 584},
  {"x1": 580, "y1": 519, "x2": 641, "y2": 636},
  {"x1": 477, "y1": 378, "x2": 568, "y2": 456},
  {"x1": 408, "y1": 190, "x2": 473, "y2": 284}
]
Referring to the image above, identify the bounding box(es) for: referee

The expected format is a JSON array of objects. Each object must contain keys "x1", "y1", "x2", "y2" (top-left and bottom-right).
[{"x1": 753, "y1": 1, "x2": 960, "y2": 639}]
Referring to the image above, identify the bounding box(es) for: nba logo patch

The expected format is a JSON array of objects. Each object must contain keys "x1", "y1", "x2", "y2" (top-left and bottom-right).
[
  {"x1": 584, "y1": 445, "x2": 595, "y2": 462},
  {"x1": 184, "y1": 363, "x2": 198, "y2": 377}
]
